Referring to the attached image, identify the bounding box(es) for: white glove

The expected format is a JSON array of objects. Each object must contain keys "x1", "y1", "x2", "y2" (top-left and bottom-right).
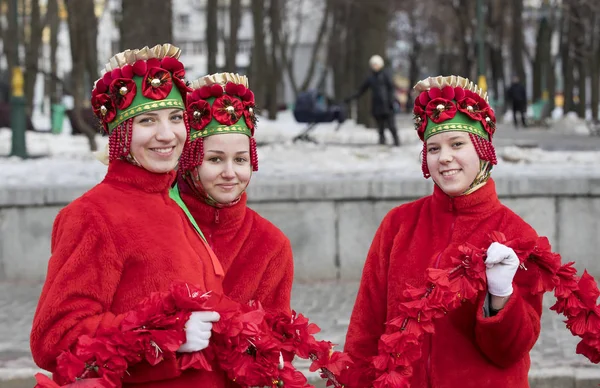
[
  {"x1": 177, "y1": 311, "x2": 220, "y2": 353},
  {"x1": 485, "y1": 242, "x2": 519, "y2": 297}
]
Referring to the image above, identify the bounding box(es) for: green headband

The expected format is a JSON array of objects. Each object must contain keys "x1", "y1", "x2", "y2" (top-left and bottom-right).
[
  {"x1": 109, "y1": 76, "x2": 184, "y2": 131},
  {"x1": 424, "y1": 111, "x2": 489, "y2": 141},
  {"x1": 189, "y1": 95, "x2": 251, "y2": 141}
]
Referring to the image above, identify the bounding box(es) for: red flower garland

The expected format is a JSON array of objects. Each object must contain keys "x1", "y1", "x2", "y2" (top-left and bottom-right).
[
  {"x1": 320, "y1": 232, "x2": 600, "y2": 388},
  {"x1": 34, "y1": 282, "x2": 347, "y2": 388}
]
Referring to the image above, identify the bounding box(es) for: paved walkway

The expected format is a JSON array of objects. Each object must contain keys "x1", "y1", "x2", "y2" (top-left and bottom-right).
[{"x1": 1, "y1": 280, "x2": 598, "y2": 387}]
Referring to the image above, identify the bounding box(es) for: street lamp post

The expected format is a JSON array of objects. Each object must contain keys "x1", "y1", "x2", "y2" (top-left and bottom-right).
[
  {"x1": 9, "y1": 0, "x2": 28, "y2": 158},
  {"x1": 476, "y1": 0, "x2": 487, "y2": 93}
]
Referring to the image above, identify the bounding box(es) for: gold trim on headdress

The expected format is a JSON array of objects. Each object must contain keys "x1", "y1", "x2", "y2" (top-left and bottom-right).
[
  {"x1": 190, "y1": 73, "x2": 249, "y2": 89},
  {"x1": 413, "y1": 75, "x2": 489, "y2": 103}
]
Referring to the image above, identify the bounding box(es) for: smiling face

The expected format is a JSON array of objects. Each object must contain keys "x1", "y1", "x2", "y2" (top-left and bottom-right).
[
  {"x1": 194, "y1": 133, "x2": 252, "y2": 204},
  {"x1": 129, "y1": 109, "x2": 187, "y2": 173},
  {"x1": 426, "y1": 131, "x2": 481, "y2": 197}
]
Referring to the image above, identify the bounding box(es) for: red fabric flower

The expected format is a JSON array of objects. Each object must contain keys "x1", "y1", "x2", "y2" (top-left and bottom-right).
[
  {"x1": 457, "y1": 97, "x2": 484, "y2": 121},
  {"x1": 172, "y1": 69, "x2": 190, "y2": 98},
  {"x1": 481, "y1": 106, "x2": 496, "y2": 137},
  {"x1": 576, "y1": 334, "x2": 600, "y2": 363},
  {"x1": 372, "y1": 368, "x2": 412, "y2": 388},
  {"x1": 109, "y1": 78, "x2": 137, "y2": 110},
  {"x1": 425, "y1": 98, "x2": 457, "y2": 124},
  {"x1": 243, "y1": 101, "x2": 257, "y2": 133},
  {"x1": 553, "y1": 262, "x2": 580, "y2": 298},
  {"x1": 142, "y1": 67, "x2": 173, "y2": 100},
  {"x1": 187, "y1": 100, "x2": 213, "y2": 131},
  {"x1": 91, "y1": 94, "x2": 116, "y2": 124},
  {"x1": 212, "y1": 95, "x2": 244, "y2": 126},
  {"x1": 413, "y1": 105, "x2": 427, "y2": 140}
]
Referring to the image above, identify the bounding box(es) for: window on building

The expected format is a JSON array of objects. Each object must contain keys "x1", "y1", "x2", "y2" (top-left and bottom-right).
[{"x1": 177, "y1": 14, "x2": 190, "y2": 29}]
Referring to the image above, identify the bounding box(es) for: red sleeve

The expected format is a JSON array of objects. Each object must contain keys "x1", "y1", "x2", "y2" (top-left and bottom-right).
[
  {"x1": 30, "y1": 201, "x2": 183, "y2": 382},
  {"x1": 343, "y1": 213, "x2": 392, "y2": 368},
  {"x1": 255, "y1": 237, "x2": 294, "y2": 315},
  {"x1": 474, "y1": 280, "x2": 543, "y2": 367},
  {"x1": 474, "y1": 220, "x2": 543, "y2": 368},
  {"x1": 30, "y1": 202, "x2": 126, "y2": 371}
]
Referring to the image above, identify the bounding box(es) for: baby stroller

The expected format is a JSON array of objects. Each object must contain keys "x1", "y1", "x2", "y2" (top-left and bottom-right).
[{"x1": 292, "y1": 90, "x2": 347, "y2": 143}]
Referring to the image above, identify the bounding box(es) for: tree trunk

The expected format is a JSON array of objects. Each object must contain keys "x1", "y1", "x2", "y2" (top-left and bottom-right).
[
  {"x1": 206, "y1": 0, "x2": 218, "y2": 74},
  {"x1": 561, "y1": 3, "x2": 574, "y2": 114},
  {"x1": 46, "y1": 0, "x2": 60, "y2": 105},
  {"x1": 226, "y1": 0, "x2": 242, "y2": 71},
  {"x1": 299, "y1": 1, "x2": 330, "y2": 92},
  {"x1": 511, "y1": 0, "x2": 526, "y2": 83},
  {"x1": 266, "y1": 0, "x2": 282, "y2": 119},
  {"x1": 591, "y1": 14, "x2": 600, "y2": 121},
  {"x1": 120, "y1": 0, "x2": 172, "y2": 50},
  {"x1": 329, "y1": 0, "x2": 351, "y2": 101},
  {"x1": 4, "y1": 0, "x2": 19, "y2": 73},
  {"x1": 574, "y1": 7, "x2": 586, "y2": 119},
  {"x1": 353, "y1": 0, "x2": 389, "y2": 126},
  {"x1": 65, "y1": 0, "x2": 98, "y2": 151},
  {"x1": 24, "y1": 0, "x2": 46, "y2": 115},
  {"x1": 532, "y1": 16, "x2": 551, "y2": 102},
  {"x1": 250, "y1": 0, "x2": 268, "y2": 109}
]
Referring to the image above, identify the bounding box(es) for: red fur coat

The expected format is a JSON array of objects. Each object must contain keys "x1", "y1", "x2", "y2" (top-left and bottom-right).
[
  {"x1": 344, "y1": 179, "x2": 543, "y2": 388},
  {"x1": 30, "y1": 160, "x2": 227, "y2": 388},
  {"x1": 178, "y1": 180, "x2": 293, "y2": 315}
]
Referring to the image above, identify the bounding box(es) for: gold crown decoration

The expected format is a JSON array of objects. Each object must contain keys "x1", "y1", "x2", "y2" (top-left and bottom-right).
[
  {"x1": 413, "y1": 75, "x2": 489, "y2": 103},
  {"x1": 104, "y1": 43, "x2": 181, "y2": 73},
  {"x1": 189, "y1": 73, "x2": 249, "y2": 90}
]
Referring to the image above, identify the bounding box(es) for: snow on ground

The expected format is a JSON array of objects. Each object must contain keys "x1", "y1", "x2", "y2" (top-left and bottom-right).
[{"x1": 1, "y1": 111, "x2": 600, "y2": 188}]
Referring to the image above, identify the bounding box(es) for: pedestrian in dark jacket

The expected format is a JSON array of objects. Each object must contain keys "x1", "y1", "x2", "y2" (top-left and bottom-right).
[
  {"x1": 345, "y1": 55, "x2": 400, "y2": 146},
  {"x1": 506, "y1": 76, "x2": 528, "y2": 128}
]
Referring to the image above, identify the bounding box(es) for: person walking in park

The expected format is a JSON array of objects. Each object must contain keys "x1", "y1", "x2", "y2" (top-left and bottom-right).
[
  {"x1": 507, "y1": 75, "x2": 528, "y2": 128},
  {"x1": 174, "y1": 72, "x2": 294, "y2": 322},
  {"x1": 344, "y1": 75, "x2": 544, "y2": 387},
  {"x1": 345, "y1": 55, "x2": 401, "y2": 146},
  {"x1": 30, "y1": 44, "x2": 229, "y2": 387}
]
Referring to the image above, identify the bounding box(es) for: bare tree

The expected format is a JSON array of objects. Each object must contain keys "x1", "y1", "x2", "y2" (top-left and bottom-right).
[
  {"x1": 511, "y1": 0, "x2": 526, "y2": 83},
  {"x1": 65, "y1": 0, "x2": 98, "y2": 151},
  {"x1": 561, "y1": 1, "x2": 575, "y2": 114},
  {"x1": 250, "y1": 0, "x2": 268, "y2": 109},
  {"x1": 226, "y1": 0, "x2": 242, "y2": 70},
  {"x1": 46, "y1": 0, "x2": 60, "y2": 105},
  {"x1": 591, "y1": 7, "x2": 600, "y2": 121},
  {"x1": 486, "y1": 0, "x2": 508, "y2": 104},
  {"x1": 206, "y1": 0, "x2": 218, "y2": 74},
  {"x1": 266, "y1": 0, "x2": 282, "y2": 119},
  {"x1": 120, "y1": 0, "x2": 172, "y2": 50},
  {"x1": 1, "y1": 0, "x2": 19, "y2": 75},
  {"x1": 24, "y1": 0, "x2": 52, "y2": 115}
]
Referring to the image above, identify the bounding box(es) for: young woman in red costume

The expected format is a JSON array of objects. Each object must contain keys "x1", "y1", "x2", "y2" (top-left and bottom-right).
[
  {"x1": 30, "y1": 45, "x2": 229, "y2": 387},
  {"x1": 344, "y1": 75, "x2": 543, "y2": 388},
  {"x1": 174, "y1": 73, "x2": 293, "y2": 318}
]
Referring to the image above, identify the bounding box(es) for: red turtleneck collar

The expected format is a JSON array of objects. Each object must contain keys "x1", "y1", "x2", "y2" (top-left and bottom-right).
[
  {"x1": 102, "y1": 160, "x2": 176, "y2": 193},
  {"x1": 431, "y1": 178, "x2": 500, "y2": 215},
  {"x1": 177, "y1": 173, "x2": 247, "y2": 231}
]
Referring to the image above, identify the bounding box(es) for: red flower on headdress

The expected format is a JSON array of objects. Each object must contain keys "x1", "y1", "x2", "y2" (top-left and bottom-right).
[
  {"x1": 142, "y1": 67, "x2": 173, "y2": 100},
  {"x1": 91, "y1": 94, "x2": 116, "y2": 124},
  {"x1": 109, "y1": 78, "x2": 137, "y2": 110},
  {"x1": 481, "y1": 106, "x2": 496, "y2": 137},
  {"x1": 425, "y1": 98, "x2": 457, "y2": 123},
  {"x1": 212, "y1": 95, "x2": 243, "y2": 126},
  {"x1": 457, "y1": 97, "x2": 483, "y2": 121},
  {"x1": 243, "y1": 102, "x2": 257, "y2": 134},
  {"x1": 413, "y1": 105, "x2": 428, "y2": 140},
  {"x1": 187, "y1": 99, "x2": 213, "y2": 131}
]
